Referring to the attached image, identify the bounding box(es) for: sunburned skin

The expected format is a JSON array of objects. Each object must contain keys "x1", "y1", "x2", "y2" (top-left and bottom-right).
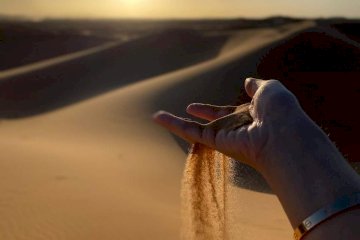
[{"x1": 181, "y1": 103, "x2": 253, "y2": 240}]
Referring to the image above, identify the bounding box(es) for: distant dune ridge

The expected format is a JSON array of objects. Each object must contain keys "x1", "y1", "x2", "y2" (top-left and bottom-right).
[
  {"x1": 0, "y1": 18, "x2": 359, "y2": 239},
  {"x1": 0, "y1": 28, "x2": 226, "y2": 118}
]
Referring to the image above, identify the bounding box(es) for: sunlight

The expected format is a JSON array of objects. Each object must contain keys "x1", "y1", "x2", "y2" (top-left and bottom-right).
[
  {"x1": 111, "y1": 0, "x2": 155, "y2": 18},
  {"x1": 108, "y1": 0, "x2": 150, "y2": 17},
  {"x1": 119, "y1": 0, "x2": 148, "y2": 8}
]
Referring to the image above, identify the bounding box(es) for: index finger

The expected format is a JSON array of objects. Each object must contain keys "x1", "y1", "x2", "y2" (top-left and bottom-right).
[
  {"x1": 245, "y1": 77, "x2": 266, "y2": 98},
  {"x1": 152, "y1": 111, "x2": 208, "y2": 144}
]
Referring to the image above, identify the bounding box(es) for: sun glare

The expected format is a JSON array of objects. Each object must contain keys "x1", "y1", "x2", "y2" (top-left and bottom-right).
[
  {"x1": 111, "y1": 0, "x2": 154, "y2": 18},
  {"x1": 120, "y1": 0, "x2": 147, "y2": 7}
]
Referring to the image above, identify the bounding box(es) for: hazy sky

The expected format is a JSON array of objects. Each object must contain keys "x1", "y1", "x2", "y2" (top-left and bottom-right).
[{"x1": 1, "y1": 0, "x2": 360, "y2": 19}]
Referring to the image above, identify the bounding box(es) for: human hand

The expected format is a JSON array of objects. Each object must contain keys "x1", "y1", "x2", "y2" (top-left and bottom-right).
[
  {"x1": 153, "y1": 78, "x2": 309, "y2": 172},
  {"x1": 154, "y1": 78, "x2": 360, "y2": 234}
]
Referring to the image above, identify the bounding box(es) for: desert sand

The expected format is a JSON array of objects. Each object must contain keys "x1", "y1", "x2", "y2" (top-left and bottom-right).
[{"x1": 0, "y1": 19, "x2": 359, "y2": 240}]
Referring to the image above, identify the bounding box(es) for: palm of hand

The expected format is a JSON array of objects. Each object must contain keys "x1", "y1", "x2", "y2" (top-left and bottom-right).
[{"x1": 153, "y1": 79, "x2": 302, "y2": 170}]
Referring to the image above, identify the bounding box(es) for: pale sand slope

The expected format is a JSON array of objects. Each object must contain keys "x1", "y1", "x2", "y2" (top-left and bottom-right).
[{"x1": 0, "y1": 22, "x2": 313, "y2": 240}]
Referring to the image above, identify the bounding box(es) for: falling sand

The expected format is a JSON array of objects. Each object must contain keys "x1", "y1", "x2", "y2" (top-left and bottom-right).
[
  {"x1": 181, "y1": 104, "x2": 253, "y2": 240},
  {"x1": 181, "y1": 144, "x2": 230, "y2": 240}
]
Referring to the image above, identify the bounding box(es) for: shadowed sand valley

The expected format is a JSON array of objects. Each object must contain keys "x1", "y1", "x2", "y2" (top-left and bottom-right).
[{"x1": 0, "y1": 18, "x2": 359, "y2": 240}]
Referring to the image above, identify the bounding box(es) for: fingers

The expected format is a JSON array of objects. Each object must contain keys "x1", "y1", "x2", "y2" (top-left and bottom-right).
[
  {"x1": 153, "y1": 105, "x2": 252, "y2": 146},
  {"x1": 152, "y1": 110, "x2": 254, "y2": 164},
  {"x1": 186, "y1": 103, "x2": 237, "y2": 121},
  {"x1": 245, "y1": 77, "x2": 266, "y2": 98},
  {"x1": 152, "y1": 111, "x2": 207, "y2": 144}
]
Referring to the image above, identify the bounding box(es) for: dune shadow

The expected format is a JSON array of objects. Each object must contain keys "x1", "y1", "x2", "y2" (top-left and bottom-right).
[
  {"x1": 0, "y1": 23, "x2": 113, "y2": 71},
  {"x1": 0, "y1": 29, "x2": 228, "y2": 118},
  {"x1": 258, "y1": 28, "x2": 360, "y2": 164},
  {"x1": 330, "y1": 22, "x2": 360, "y2": 43}
]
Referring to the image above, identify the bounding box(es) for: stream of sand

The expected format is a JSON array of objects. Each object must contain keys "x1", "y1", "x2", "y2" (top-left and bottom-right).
[{"x1": 181, "y1": 144, "x2": 230, "y2": 240}]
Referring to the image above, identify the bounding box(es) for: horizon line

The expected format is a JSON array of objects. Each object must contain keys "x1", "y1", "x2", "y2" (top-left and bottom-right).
[{"x1": 0, "y1": 13, "x2": 358, "y2": 22}]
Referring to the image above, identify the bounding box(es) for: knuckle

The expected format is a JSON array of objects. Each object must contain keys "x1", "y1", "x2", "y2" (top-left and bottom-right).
[
  {"x1": 263, "y1": 80, "x2": 299, "y2": 109},
  {"x1": 256, "y1": 80, "x2": 302, "y2": 120},
  {"x1": 202, "y1": 127, "x2": 215, "y2": 146}
]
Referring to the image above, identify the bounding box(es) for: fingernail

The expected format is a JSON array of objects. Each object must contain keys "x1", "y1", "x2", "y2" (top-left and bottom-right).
[
  {"x1": 152, "y1": 111, "x2": 167, "y2": 120},
  {"x1": 186, "y1": 104, "x2": 196, "y2": 112},
  {"x1": 245, "y1": 77, "x2": 258, "y2": 82}
]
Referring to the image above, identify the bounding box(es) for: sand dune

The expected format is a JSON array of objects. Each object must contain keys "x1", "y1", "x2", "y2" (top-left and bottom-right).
[
  {"x1": 0, "y1": 29, "x2": 227, "y2": 118},
  {"x1": 0, "y1": 23, "x2": 112, "y2": 71},
  {"x1": 0, "y1": 20, "x2": 359, "y2": 240}
]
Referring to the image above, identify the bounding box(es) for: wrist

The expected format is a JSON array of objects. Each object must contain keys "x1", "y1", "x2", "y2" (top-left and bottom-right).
[
  {"x1": 293, "y1": 192, "x2": 360, "y2": 240},
  {"x1": 257, "y1": 115, "x2": 360, "y2": 227},
  {"x1": 263, "y1": 151, "x2": 360, "y2": 227}
]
